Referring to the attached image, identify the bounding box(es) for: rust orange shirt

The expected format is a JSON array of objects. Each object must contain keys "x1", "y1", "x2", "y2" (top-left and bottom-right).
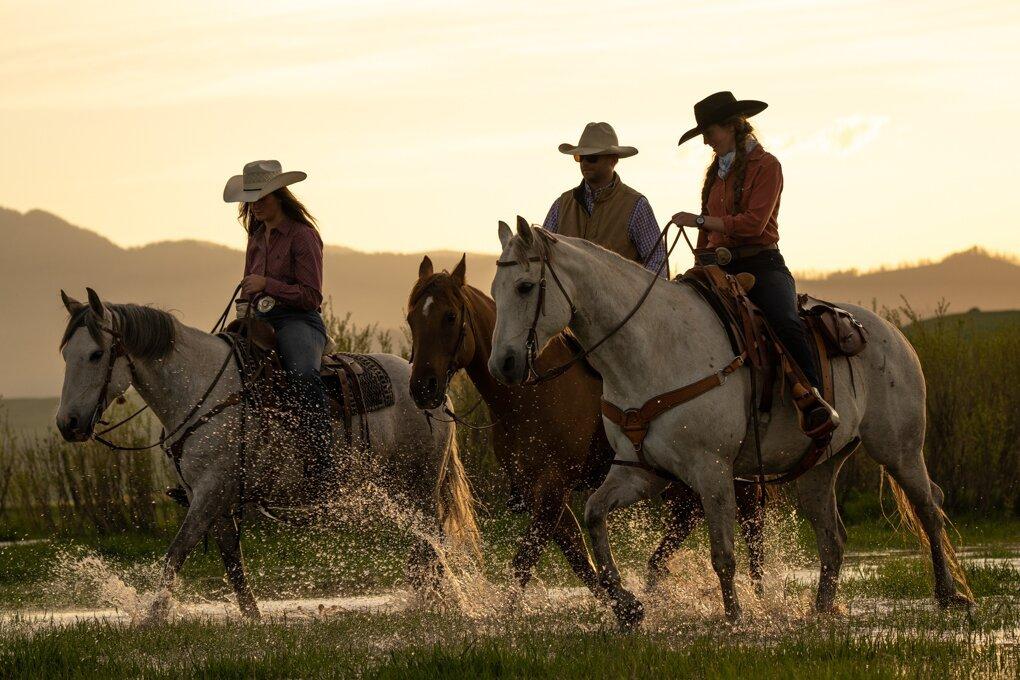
[{"x1": 697, "y1": 144, "x2": 783, "y2": 250}]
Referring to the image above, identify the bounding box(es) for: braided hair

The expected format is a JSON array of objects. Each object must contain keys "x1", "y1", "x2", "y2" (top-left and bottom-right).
[{"x1": 700, "y1": 116, "x2": 757, "y2": 216}]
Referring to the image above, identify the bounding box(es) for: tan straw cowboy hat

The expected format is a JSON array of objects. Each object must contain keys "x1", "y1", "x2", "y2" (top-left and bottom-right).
[
  {"x1": 223, "y1": 160, "x2": 307, "y2": 203},
  {"x1": 558, "y1": 122, "x2": 638, "y2": 158}
]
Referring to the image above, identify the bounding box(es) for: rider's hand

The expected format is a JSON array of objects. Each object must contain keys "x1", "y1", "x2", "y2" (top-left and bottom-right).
[
  {"x1": 241, "y1": 274, "x2": 267, "y2": 297},
  {"x1": 671, "y1": 211, "x2": 699, "y2": 228}
]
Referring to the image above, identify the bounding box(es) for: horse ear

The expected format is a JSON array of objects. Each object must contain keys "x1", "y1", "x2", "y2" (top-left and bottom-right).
[
  {"x1": 85, "y1": 287, "x2": 105, "y2": 318},
  {"x1": 515, "y1": 215, "x2": 533, "y2": 245},
  {"x1": 60, "y1": 290, "x2": 82, "y2": 313},
  {"x1": 498, "y1": 221, "x2": 513, "y2": 249},
  {"x1": 418, "y1": 255, "x2": 434, "y2": 280},
  {"x1": 451, "y1": 254, "x2": 467, "y2": 287}
]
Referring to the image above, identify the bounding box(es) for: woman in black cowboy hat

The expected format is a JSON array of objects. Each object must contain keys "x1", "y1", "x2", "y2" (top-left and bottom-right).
[{"x1": 671, "y1": 91, "x2": 838, "y2": 434}]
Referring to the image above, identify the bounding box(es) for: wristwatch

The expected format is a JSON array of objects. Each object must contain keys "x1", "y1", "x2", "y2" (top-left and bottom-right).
[{"x1": 695, "y1": 215, "x2": 706, "y2": 228}]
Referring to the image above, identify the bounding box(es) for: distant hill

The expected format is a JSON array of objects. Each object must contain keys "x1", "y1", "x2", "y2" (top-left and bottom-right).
[{"x1": 1, "y1": 206, "x2": 1017, "y2": 397}]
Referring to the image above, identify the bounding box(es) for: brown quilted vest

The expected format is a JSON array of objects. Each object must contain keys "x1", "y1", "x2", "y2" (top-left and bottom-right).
[{"x1": 556, "y1": 173, "x2": 642, "y2": 262}]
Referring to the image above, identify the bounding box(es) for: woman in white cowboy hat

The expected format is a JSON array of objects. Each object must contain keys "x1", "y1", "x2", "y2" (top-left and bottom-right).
[
  {"x1": 224, "y1": 160, "x2": 332, "y2": 457},
  {"x1": 670, "y1": 92, "x2": 838, "y2": 435}
]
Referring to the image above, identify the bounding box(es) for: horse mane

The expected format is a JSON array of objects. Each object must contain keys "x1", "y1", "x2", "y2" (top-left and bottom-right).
[{"x1": 60, "y1": 303, "x2": 178, "y2": 361}]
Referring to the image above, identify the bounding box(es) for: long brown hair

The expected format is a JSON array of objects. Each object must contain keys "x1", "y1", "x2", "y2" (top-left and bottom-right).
[
  {"x1": 237, "y1": 186, "x2": 318, "y2": 235},
  {"x1": 700, "y1": 116, "x2": 758, "y2": 215}
]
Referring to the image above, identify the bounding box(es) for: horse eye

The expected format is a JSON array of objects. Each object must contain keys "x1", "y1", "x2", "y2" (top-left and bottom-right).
[
  {"x1": 516, "y1": 281, "x2": 535, "y2": 295},
  {"x1": 88, "y1": 349, "x2": 104, "y2": 363},
  {"x1": 443, "y1": 311, "x2": 457, "y2": 324}
]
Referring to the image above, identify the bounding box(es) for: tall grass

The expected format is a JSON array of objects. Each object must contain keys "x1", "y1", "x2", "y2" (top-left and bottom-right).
[
  {"x1": 838, "y1": 304, "x2": 1019, "y2": 517},
  {"x1": 0, "y1": 402, "x2": 176, "y2": 538}
]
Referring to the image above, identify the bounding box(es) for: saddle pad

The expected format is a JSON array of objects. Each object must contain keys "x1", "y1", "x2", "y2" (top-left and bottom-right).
[{"x1": 321, "y1": 353, "x2": 395, "y2": 413}]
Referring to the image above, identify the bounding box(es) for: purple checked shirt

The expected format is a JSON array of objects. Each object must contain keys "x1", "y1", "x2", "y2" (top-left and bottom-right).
[{"x1": 543, "y1": 180, "x2": 668, "y2": 278}]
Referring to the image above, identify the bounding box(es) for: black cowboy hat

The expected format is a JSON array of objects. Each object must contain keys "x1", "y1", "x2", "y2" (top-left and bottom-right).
[{"x1": 677, "y1": 91, "x2": 768, "y2": 146}]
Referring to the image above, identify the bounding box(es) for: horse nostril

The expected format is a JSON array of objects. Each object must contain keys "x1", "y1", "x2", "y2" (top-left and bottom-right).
[
  {"x1": 425, "y1": 376, "x2": 438, "y2": 395},
  {"x1": 67, "y1": 415, "x2": 79, "y2": 431},
  {"x1": 501, "y1": 354, "x2": 516, "y2": 376}
]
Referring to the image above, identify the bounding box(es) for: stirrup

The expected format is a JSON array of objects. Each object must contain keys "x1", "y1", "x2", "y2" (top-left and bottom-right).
[{"x1": 794, "y1": 388, "x2": 840, "y2": 439}]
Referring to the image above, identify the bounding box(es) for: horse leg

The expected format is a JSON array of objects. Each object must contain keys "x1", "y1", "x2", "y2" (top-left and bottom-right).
[
  {"x1": 511, "y1": 485, "x2": 567, "y2": 591},
  {"x1": 735, "y1": 481, "x2": 766, "y2": 597},
  {"x1": 551, "y1": 503, "x2": 600, "y2": 596},
  {"x1": 647, "y1": 482, "x2": 704, "y2": 588},
  {"x1": 694, "y1": 465, "x2": 742, "y2": 621},
  {"x1": 793, "y1": 462, "x2": 846, "y2": 613},
  {"x1": 407, "y1": 538, "x2": 443, "y2": 598},
  {"x1": 149, "y1": 486, "x2": 225, "y2": 621},
  {"x1": 584, "y1": 466, "x2": 667, "y2": 629},
  {"x1": 881, "y1": 454, "x2": 971, "y2": 607},
  {"x1": 210, "y1": 514, "x2": 260, "y2": 619}
]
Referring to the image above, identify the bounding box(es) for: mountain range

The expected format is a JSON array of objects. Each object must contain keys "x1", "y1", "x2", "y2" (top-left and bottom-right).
[{"x1": 1, "y1": 207, "x2": 1017, "y2": 397}]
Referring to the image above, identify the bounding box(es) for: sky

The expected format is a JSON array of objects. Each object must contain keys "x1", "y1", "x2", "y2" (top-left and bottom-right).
[{"x1": 2, "y1": 0, "x2": 1019, "y2": 273}]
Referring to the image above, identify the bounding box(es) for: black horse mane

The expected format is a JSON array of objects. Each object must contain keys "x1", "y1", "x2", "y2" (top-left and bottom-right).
[{"x1": 60, "y1": 303, "x2": 177, "y2": 361}]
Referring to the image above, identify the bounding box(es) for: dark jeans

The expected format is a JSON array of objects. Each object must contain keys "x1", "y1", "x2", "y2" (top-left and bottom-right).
[{"x1": 722, "y1": 250, "x2": 820, "y2": 388}]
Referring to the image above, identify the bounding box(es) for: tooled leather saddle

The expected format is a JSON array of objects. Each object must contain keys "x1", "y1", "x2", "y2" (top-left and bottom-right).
[
  {"x1": 222, "y1": 317, "x2": 395, "y2": 451},
  {"x1": 675, "y1": 264, "x2": 868, "y2": 482}
]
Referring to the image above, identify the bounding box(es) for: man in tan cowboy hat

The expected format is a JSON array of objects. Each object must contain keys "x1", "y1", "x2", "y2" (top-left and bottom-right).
[{"x1": 543, "y1": 122, "x2": 667, "y2": 276}]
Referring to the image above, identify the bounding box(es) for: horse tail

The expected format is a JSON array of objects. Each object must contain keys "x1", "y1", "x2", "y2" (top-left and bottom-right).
[
  {"x1": 433, "y1": 422, "x2": 483, "y2": 563},
  {"x1": 881, "y1": 468, "x2": 974, "y2": 601}
]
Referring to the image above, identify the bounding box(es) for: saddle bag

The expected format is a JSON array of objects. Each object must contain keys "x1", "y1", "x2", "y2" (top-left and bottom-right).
[{"x1": 797, "y1": 294, "x2": 868, "y2": 357}]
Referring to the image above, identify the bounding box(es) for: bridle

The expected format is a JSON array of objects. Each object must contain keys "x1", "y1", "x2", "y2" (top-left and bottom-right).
[
  {"x1": 495, "y1": 222, "x2": 690, "y2": 386},
  {"x1": 88, "y1": 320, "x2": 139, "y2": 435}
]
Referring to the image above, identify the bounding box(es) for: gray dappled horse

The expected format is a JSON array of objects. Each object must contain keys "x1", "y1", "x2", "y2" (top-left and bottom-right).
[
  {"x1": 488, "y1": 219, "x2": 973, "y2": 628},
  {"x1": 56, "y1": 289, "x2": 479, "y2": 621}
]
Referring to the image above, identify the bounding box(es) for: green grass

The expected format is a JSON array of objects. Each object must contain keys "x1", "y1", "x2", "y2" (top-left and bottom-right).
[{"x1": 0, "y1": 606, "x2": 1016, "y2": 679}]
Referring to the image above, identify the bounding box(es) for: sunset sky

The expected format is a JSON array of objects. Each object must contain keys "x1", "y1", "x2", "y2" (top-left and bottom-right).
[{"x1": 2, "y1": 0, "x2": 1018, "y2": 273}]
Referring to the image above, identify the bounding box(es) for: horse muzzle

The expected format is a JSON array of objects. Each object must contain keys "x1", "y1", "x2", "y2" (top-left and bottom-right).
[
  {"x1": 409, "y1": 371, "x2": 446, "y2": 410},
  {"x1": 488, "y1": 347, "x2": 525, "y2": 385},
  {"x1": 56, "y1": 412, "x2": 93, "y2": 442}
]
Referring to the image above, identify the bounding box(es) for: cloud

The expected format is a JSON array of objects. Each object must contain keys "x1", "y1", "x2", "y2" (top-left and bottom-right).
[{"x1": 773, "y1": 115, "x2": 890, "y2": 157}]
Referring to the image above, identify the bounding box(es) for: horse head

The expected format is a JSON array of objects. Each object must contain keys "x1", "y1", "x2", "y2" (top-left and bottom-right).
[
  {"x1": 406, "y1": 254, "x2": 474, "y2": 409},
  {"x1": 489, "y1": 216, "x2": 574, "y2": 385},
  {"x1": 55, "y1": 289, "x2": 175, "y2": 441}
]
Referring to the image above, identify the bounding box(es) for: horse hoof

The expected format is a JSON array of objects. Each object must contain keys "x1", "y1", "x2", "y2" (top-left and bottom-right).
[
  {"x1": 612, "y1": 591, "x2": 645, "y2": 631},
  {"x1": 645, "y1": 566, "x2": 670, "y2": 591},
  {"x1": 938, "y1": 592, "x2": 976, "y2": 611},
  {"x1": 724, "y1": 602, "x2": 743, "y2": 622},
  {"x1": 139, "y1": 591, "x2": 173, "y2": 626}
]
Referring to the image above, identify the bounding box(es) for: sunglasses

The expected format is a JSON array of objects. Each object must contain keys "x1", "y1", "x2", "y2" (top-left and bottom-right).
[{"x1": 573, "y1": 154, "x2": 604, "y2": 164}]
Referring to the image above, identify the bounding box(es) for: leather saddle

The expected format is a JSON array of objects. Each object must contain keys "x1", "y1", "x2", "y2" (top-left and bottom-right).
[{"x1": 222, "y1": 317, "x2": 395, "y2": 450}]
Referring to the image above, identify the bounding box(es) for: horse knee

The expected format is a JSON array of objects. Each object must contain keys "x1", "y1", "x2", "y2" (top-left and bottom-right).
[{"x1": 710, "y1": 547, "x2": 737, "y2": 580}]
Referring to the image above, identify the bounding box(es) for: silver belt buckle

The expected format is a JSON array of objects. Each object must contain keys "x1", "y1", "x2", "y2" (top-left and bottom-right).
[
  {"x1": 715, "y1": 247, "x2": 733, "y2": 266},
  {"x1": 256, "y1": 296, "x2": 276, "y2": 313}
]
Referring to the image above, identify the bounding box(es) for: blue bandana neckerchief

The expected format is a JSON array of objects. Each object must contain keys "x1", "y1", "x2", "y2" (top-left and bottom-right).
[{"x1": 717, "y1": 139, "x2": 758, "y2": 179}]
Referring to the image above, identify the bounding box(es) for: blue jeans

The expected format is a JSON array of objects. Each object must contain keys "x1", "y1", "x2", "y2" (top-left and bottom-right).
[
  {"x1": 723, "y1": 250, "x2": 821, "y2": 388},
  {"x1": 257, "y1": 308, "x2": 327, "y2": 377}
]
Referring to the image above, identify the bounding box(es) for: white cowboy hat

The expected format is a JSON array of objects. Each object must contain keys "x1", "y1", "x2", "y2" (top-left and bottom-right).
[
  {"x1": 558, "y1": 122, "x2": 638, "y2": 158},
  {"x1": 222, "y1": 160, "x2": 307, "y2": 203}
]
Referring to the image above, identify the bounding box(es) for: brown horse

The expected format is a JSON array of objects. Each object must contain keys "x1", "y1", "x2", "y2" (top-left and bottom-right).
[{"x1": 406, "y1": 255, "x2": 766, "y2": 595}]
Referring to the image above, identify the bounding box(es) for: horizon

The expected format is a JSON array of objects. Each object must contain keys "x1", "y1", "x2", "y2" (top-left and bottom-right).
[
  {"x1": 8, "y1": 205, "x2": 1018, "y2": 281},
  {"x1": 2, "y1": 1, "x2": 1019, "y2": 271}
]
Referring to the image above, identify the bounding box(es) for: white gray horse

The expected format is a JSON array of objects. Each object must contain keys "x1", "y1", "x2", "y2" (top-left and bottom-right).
[
  {"x1": 488, "y1": 219, "x2": 972, "y2": 627},
  {"x1": 56, "y1": 288, "x2": 479, "y2": 620}
]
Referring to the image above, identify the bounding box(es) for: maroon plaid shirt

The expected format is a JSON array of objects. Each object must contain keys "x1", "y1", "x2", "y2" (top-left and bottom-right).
[{"x1": 243, "y1": 217, "x2": 324, "y2": 311}]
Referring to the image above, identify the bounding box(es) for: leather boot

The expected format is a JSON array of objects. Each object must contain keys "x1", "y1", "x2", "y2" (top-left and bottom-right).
[
  {"x1": 293, "y1": 373, "x2": 335, "y2": 491},
  {"x1": 793, "y1": 386, "x2": 840, "y2": 440}
]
